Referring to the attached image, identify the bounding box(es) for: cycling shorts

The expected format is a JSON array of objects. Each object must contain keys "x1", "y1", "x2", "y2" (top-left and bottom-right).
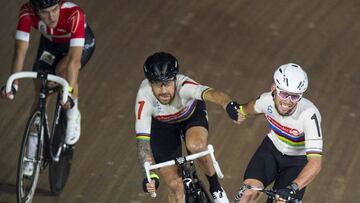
[
  {"x1": 244, "y1": 136, "x2": 308, "y2": 200},
  {"x1": 150, "y1": 100, "x2": 209, "y2": 163}
]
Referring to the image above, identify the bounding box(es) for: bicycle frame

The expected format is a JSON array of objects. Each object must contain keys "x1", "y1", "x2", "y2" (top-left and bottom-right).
[
  {"x1": 10, "y1": 72, "x2": 68, "y2": 163},
  {"x1": 144, "y1": 144, "x2": 224, "y2": 198},
  {"x1": 178, "y1": 159, "x2": 210, "y2": 201}
]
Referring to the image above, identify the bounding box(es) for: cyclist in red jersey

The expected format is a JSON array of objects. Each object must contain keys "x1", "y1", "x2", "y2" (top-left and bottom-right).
[{"x1": 1, "y1": 0, "x2": 95, "y2": 176}]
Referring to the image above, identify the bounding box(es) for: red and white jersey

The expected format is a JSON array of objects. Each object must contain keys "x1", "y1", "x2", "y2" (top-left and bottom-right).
[
  {"x1": 254, "y1": 92, "x2": 323, "y2": 157},
  {"x1": 16, "y1": 1, "x2": 86, "y2": 47},
  {"x1": 135, "y1": 74, "x2": 209, "y2": 140}
]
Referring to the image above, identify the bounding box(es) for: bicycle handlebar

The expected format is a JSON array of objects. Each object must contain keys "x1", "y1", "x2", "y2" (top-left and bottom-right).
[
  {"x1": 6, "y1": 71, "x2": 69, "y2": 104},
  {"x1": 144, "y1": 144, "x2": 224, "y2": 198},
  {"x1": 233, "y1": 185, "x2": 301, "y2": 203}
]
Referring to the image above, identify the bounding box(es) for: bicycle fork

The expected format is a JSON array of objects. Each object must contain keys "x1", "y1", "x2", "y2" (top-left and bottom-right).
[
  {"x1": 52, "y1": 105, "x2": 62, "y2": 162},
  {"x1": 49, "y1": 95, "x2": 68, "y2": 162}
]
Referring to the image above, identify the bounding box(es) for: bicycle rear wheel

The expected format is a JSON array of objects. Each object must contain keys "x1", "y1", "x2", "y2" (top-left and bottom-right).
[
  {"x1": 49, "y1": 109, "x2": 73, "y2": 195},
  {"x1": 16, "y1": 111, "x2": 43, "y2": 203}
]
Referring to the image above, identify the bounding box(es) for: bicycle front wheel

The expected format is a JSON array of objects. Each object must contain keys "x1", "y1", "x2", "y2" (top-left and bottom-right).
[
  {"x1": 49, "y1": 109, "x2": 73, "y2": 195},
  {"x1": 16, "y1": 111, "x2": 43, "y2": 203},
  {"x1": 197, "y1": 181, "x2": 212, "y2": 203},
  {"x1": 185, "y1": 181, "x2": 212, "y2": 203}
]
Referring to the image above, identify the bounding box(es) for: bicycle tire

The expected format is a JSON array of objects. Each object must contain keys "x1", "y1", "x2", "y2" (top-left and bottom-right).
[
  {"x1": 186, "y1": 195, "x2": 197, "y2": 203},
  {"x1": 185, "y1": 181, "x2": 212, "y2": 203},
  {"x1": 266, "y1": 197, "x2": 274, "y2": 203},
  {"x1": 49, "y1": 109, "x2": 73, "y2": 195},
  {"x1": 197, "y1": 181, "x2": 212, "y2": 203},
  {"x1": 16, "y1": 111, "x2": 43, "y2": 203}
]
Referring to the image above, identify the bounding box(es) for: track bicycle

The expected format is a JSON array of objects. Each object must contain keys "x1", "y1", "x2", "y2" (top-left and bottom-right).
[
  {"x1": 233, "y1": 184, "x2": 302, "y2": 203},
  {"x1": 5, "y1": 71, "x2": 74, "y2": 203},
  {"x1": 144, "y1": 144, "x2": 224, "y2": 203}
]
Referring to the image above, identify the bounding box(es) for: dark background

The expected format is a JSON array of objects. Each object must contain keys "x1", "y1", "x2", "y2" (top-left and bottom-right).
[{"x1": 1, "y1": 0, "x2": 359, "y2": 202}]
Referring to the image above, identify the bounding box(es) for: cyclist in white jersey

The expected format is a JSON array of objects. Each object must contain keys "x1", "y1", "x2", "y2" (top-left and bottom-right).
[
  {"x1": 234, "y1": 63, "x2": 323, "y2": 203},
  {"x1": 135, "y1": 52, "x2": 242, "y2": 203}
]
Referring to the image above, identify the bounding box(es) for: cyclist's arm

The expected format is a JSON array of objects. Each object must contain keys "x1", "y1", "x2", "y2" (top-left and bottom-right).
[
  {"x1": 66, "y1": 46, "x2": 83, "y2": 89},
  {"x1": 243, "y1": 92, "x2": 273, "y2": 115},
  {"x1": 137, "y1": 139, "x2": 155, "y2": 175},
  {"x1": 292, "y1": 156, "x2": 322, "y2": 190},
  {"x1": 202, "y1": 88, "x2": 232, "y2": 109},
  {"x1": 177, "y1": 76, "x2": 232, "y2": 108},
  {"x1": 293, "y1": 108, "x2": 323, "y2": 190},
  {"x1": 11, "y1": 40, "x2": 29, "y2": 86},
  {"x1": 135, "y1": 91, "x2": 155, "y2": 175},
  {"x1": 66, "y1": 8, "x2": 85, "y2": 90},
  {"x1": 241, "y1": 100, "x2": 257, "y2": 115}
]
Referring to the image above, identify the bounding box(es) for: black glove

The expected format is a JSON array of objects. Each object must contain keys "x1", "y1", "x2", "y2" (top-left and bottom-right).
[
  {"x1": 226, "y1": 101, "x2": 240, "y2": 121},
  {"x1": 142, "y1": 173, "x2": 160, "y2": 193},
  {"x1": 276, "y1": 183, "x2": 299, "y2": 202}
]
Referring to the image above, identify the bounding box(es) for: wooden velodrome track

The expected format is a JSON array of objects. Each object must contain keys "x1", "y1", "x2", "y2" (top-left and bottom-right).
[{"x1": 1, "y1": 0, "x2": 359, "y2": 202}]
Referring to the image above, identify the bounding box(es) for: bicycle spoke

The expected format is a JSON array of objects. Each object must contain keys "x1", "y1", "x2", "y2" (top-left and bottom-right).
[{"x1": 16, "y1": 111, "x2": 43, "y2": 203}]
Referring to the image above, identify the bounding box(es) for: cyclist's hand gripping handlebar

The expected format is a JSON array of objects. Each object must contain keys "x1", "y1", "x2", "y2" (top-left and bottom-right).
[
  {"x1": 144, "y1": 144, "x2": 224, "y2": 198},
  {"x1": 1, "y1": 83, "x2": 17, "y2": 100},
  {"x1": 144, "y1": 162, "x2": 157, "y2": 198}
]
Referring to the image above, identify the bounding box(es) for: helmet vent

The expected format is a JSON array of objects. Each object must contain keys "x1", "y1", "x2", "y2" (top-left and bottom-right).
[
  {"x1": 297, "y1": 81, "x2": 303, "y2": 89},
  {"x1": 273, "y1": 63, "x2": 308, "y2": 94},
  {"x1": 155, "y1": 64, "x2": 168, "y2": 76}
]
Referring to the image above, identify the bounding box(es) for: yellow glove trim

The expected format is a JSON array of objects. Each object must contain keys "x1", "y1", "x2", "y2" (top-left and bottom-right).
[
  {"x1": 67, "y1": 85, "x2": 73, "y2": 93},
  {"x1": 239, "y1": 105, "x2": 248, "y2": 116},
  {"x1": 150, "y1": 172, "x2": 159, "y2": 179}
]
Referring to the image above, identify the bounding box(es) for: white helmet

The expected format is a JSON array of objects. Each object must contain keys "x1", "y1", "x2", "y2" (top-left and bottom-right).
[{"x1": 273, "y1": 63, "x2": 308, "y2": 94}]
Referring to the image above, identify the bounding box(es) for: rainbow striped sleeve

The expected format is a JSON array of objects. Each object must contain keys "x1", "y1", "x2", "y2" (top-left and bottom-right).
[
  {"x1": 305, "y1": 138, "x2": 323, "y2": 157},
  {"x1": 306, "y1": 150, "x2": 322, "y2": 157},
  {"x1": 201, "y1": 88, "x2": 213, "y2": 101},
  {"x1": 136, "y1": 133, "x2": 151, "y2": 141}
]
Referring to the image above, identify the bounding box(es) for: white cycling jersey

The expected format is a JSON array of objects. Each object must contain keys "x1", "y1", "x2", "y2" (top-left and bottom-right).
[
  {"x1": 135, "y1": 74, "x2": 209, "y2": 141},
  {"x1": 254, "y1": 92, "x2": 323, "y2": 157}
]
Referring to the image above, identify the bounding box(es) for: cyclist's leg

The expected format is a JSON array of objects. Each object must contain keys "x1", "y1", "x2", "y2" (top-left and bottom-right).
[
  {"x1": 185, "y1": 127, "x2": 213, "y2": 175},
  {"x1": 150, "y1": 118, "x2": 184, "y2": 202},
  {"x1": 182, "y1": 101, "x2": 212, "y2": 176},
  {"x1": 182, "y1": 101, "x2": 229, "y2": 202},
  {"x1": 239, "y1": 137, "x2": 278, "y2": 203},
  {"x1": 158, "y1": 166, "x2": 185, "y2": 203}
]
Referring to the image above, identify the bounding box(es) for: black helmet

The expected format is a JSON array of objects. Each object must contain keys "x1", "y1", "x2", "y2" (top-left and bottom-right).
[
  {"x1": 30, "y1": 0, "x2": 60, "y2": 10},
  {"x1": 143, "y1": 52, "x2": 179, "y2": 82}
]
